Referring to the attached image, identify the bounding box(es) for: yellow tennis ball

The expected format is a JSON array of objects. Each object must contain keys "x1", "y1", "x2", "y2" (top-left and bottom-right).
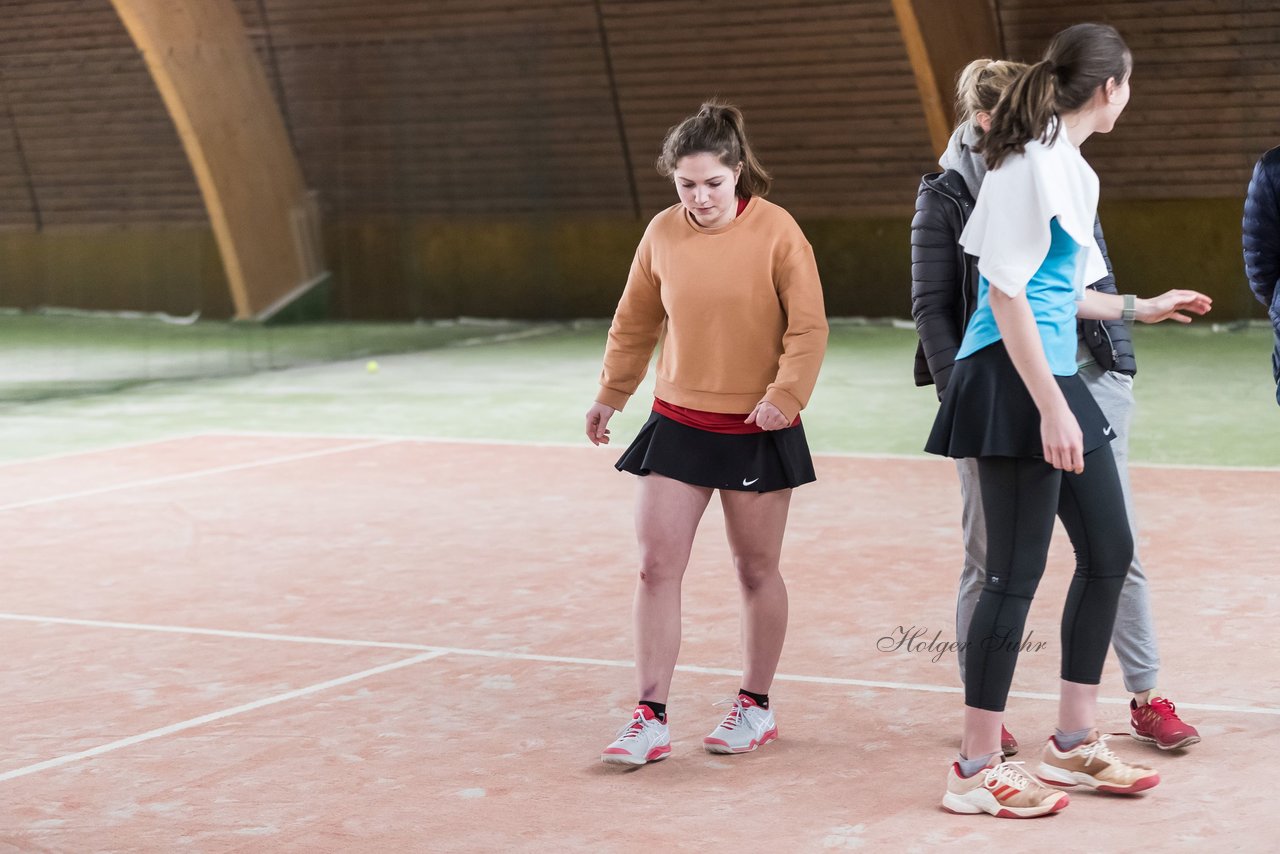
[{"x1": 366, "y1": 360, "x2": 379, "y2": 373}]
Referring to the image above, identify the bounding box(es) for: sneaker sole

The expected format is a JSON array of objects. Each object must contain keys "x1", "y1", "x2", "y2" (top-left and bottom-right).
[
  {"x1": 703, "y1": 727, "x2": 779, "y2": 755},
  {"x1": 1036, "y1": 762, "x2": 1160, "y2": 794},
  {"x1": 941, "y1": 790, "x2": 1069, "y2": 818},
  {"x1": 1131, "y1": 726, "x2": 1201, "y2": 750},
  {"x1": 601, "y1": 745, "x2": 671, "y2": 766}
]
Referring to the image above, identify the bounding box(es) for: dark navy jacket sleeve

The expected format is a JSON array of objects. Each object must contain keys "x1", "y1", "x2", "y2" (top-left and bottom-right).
[{"x1": 1244, "y1": 148, "x2": 1280, "y2": 321}]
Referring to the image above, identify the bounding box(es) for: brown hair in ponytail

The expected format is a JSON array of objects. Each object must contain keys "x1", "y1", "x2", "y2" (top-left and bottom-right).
[
  {"x1": 656, "y1": 100, "x2": 772, "y2": 199},
  {"x1": 978, "y1": 23, "x2": 1131, "y2": 169}
]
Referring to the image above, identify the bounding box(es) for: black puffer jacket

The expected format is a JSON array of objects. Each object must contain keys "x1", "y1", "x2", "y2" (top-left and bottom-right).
[
  {"x1": 1244, "y1": 144, "x2": 1280, "y2": 329},
  {"x1": 910, "y1": 170, "x2": 976, "y2": 396},
  {"x1": 910, "y1": 170, "x2": 1135, "y2": 398},
  {"x1": 1079, "y1": 223, "x2": 1133, "y2": 377}
]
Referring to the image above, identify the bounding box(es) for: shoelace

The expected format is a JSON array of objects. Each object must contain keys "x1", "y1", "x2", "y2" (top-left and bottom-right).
[
  {"x1": 983, "y1": 760, "x2": 1033, "y2": 794},
  {"x1": 1075, "y1": 733, "x2": 1122, "y2": 767},
  {"x1": 712, "y1": 697, "x2": 746, "y2": 731},
  {"x1": 614, "y1": 712, "x2": 653, "y2": 741},
  {"x1": 1144, "y1": 697, "x2": 1179, "y2": 720}
]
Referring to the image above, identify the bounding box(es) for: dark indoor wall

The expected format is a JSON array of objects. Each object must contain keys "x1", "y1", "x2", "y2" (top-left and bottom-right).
[{"x1": 0, "y1": 0, "x2": 1274, "y2": 320}]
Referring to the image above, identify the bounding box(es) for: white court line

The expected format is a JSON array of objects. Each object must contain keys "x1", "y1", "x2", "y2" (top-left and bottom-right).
[
  {"x1": 207, "y1": 428, "x2": 591, "y2": 451},
  {"x1": 0, "y1": 650, "x2": 447, "y2": 784},
  {"x1": 2, "y1": 613, "x2": 1276, "y2": 717},
  {"x1": 0, "y1": 613, "x2": 434, "y2": 652},
  {"x1": 5, "y1": 430, "x2": 1278, "y2": 473},
  {"x1": 195, "y1": 429, "x2": 939, "y2": 459},
  {"x1": 0, "y1": 433, "x2": 209, "y2": 470},
  {"x1": 204, "y1": 429, "x2": 1280, "y2": 473},
  {"x1": 0, "y1": 438, "x2": 398, "y2": 513},
  {"x1": 206, "y1": 430, "x2": 938, "y2": 462}
]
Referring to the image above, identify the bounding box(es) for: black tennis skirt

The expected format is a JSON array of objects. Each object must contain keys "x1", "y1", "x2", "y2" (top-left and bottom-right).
[
  {"x1": 616, "y1": 411, "x2": 816, "y2": 492},
  {"x1": 925, "y1": 341, "x2": 1115, "y2": 459}
]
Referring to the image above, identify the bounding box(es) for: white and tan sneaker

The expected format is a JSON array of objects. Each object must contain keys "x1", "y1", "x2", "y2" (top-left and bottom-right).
[
  {"x1": 942, "y1": 759, "x2": 1069, "y2": 818},
  {"x1": 1036, "y1": 731, "x2": 1160, "y2": 794}
]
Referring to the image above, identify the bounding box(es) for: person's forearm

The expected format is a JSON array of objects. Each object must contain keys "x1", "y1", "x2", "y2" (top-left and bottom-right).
[
  {"x1": 1078, "y1": 287, "x2": 1214, "y2": 324},
  {"x1": 989, "y1": 290, "x2": 1069, "y2": 414},
  {"x1": 1076, "y1": 289, "x2": 1125, "y2": 320}
]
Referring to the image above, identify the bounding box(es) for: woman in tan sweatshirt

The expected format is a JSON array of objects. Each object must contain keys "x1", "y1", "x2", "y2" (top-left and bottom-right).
[{"x1": 586, "y1": 101, "x2": 827, "y2": 766}]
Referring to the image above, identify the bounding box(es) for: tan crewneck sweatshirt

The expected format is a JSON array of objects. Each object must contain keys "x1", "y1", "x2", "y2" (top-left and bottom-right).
[{"x1": 597, "y1": 196, "x2": 828, "y2": 422}]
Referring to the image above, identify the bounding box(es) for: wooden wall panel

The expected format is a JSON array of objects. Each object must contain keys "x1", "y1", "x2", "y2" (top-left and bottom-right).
[
  {"x1": 0, "y1": 84, "x2": 37, "y2": 230},
  {"x1": 223, "y1": 0, "x2": 940, "y2": 219},
  {"x1": 602, "y1": 0, "x2": 938, "y2": 217},
  {"x1": 246, "y1": 0, "x2": 634, "y2": 216},
  {"x1": 0, "y1": 1, "x2": 1276, "y2": 232},
  {"x1": 0, "y1": 1, "x2": 204, "y2": 228},
  {"x1": 1000, "y1": 0, "x2": 1280, "y2": 200}
]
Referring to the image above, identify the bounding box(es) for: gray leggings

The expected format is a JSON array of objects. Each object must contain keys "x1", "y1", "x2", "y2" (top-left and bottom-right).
[{"x1": 954, "y1": 364, "x2": 1161, "y2": 694}]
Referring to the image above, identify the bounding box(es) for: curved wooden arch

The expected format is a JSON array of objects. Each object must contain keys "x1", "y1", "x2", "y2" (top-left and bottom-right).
[
  {"x1": 893, "y1": 0, "x2": 1004, "y2": 157},
  {"x1": 109, "y1": 0, "x2": 325, "y2": 319}
]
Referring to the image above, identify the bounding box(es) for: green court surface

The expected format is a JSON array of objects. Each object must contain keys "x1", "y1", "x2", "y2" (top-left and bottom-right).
[{"x1": 1, "y1": 317, "x2": 1275, "y2": 467}]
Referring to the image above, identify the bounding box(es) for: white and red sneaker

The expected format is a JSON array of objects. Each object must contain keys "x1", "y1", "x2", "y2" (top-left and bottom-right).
[
  {"x1": 942, "y1": 759, "x2": 1069, "y2": 818},
  {"x1": 601, "y1": 706, "x2": 671, "y2": 766},
  {"x1": 703, "y1": 694, "x2": 778, "y2": 754}
]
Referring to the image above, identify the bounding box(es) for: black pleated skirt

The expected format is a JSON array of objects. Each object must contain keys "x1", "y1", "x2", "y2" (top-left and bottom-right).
[
  {"x1": 925, "y1": 341, "x2": 1114, "y2": 459},
  {"x1": 616, "y1": 411, "x2": 816, "y2": 492}
]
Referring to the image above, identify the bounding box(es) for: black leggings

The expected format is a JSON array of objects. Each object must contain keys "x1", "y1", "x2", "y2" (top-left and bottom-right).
[{"x1": 964, "y1": 443, "x2": 1134, "y2": 712}]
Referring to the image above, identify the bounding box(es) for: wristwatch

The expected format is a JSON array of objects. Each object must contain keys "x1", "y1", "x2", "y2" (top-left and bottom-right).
[{"x1": 1122, "y1": 294, "x2": 1136, "y2": 324}]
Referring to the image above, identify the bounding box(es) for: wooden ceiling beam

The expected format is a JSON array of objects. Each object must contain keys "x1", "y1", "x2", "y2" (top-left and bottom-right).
[
  {"x1": 892, "y1": 0, "x2": 1004, "y2": 156},
  {"x1": 110, "y1": 0, "x2": 325, "y2": 319}
]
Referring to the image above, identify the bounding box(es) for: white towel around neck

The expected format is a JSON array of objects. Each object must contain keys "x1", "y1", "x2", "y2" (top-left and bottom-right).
[{"x1": 959, "y1": 126, "x2": 1108, "y2": 299}]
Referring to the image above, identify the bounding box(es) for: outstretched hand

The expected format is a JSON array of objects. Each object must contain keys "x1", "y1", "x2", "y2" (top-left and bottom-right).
[{"x1": 1136, "y1": 290, "x2": 1213, "y2": 324}]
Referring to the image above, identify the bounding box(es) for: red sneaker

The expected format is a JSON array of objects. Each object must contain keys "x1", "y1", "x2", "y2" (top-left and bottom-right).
[
  {"x1": 1131, "y1": 696, "x2": 1200, "y2": 750},
  {"x1": 1001, "y1": 724, "x2": 1019, "y2": 757}
]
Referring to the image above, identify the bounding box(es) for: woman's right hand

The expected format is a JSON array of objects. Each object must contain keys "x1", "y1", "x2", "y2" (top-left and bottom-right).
[
  {"x1": 585, "y1": 402, "x2": 616, "y2": 446},
  {"x1": 1041, "y1": 401, "x2": 1084, "y2": 473}
]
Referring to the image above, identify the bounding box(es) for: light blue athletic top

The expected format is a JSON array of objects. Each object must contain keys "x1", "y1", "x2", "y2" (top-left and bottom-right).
[{"x1": 955, "y1": 218, "x2": 1083, "y2": 377}]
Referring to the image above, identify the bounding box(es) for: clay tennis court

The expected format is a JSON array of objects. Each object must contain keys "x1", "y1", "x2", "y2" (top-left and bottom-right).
[
  {"x1": 5, "y1": 0, "x2": 1280, "y2": 849},
  {"x1": 2, "y1": 431, "x2": 1275, "y2": 850}
]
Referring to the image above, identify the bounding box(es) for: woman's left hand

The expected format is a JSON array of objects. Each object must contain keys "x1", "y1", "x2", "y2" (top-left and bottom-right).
[
  {"x1": 745, "y1": 400, "x2": 790, "y2": 431},
  {"x1": 1136, "y1": 289, "x2": 1213, "y2": 324}
]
